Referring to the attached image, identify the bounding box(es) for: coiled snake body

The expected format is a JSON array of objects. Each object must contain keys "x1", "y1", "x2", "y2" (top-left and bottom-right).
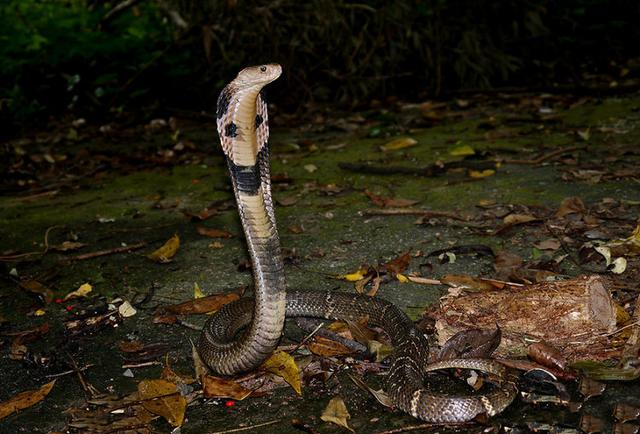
[{"x1": 197, "y1": 64, "x2": 516, "y2": 423}]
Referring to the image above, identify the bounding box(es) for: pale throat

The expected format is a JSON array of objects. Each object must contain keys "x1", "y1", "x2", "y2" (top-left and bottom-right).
[{"x1": 230, "y1": 86, "x2": 261, "y2": 166}]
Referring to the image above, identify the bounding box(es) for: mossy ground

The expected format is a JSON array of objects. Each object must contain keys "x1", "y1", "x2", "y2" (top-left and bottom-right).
[{"x1": 1, "y1": 92, "x2": 639, "y2": 433}]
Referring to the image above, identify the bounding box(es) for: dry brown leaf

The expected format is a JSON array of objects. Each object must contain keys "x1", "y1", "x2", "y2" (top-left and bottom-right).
[
  {"x1": 346, "y1": 317, "x2": 376, "y2": 345},
  {"x1": 196, "y1": 227, "x2": 233, "y2": 238},
  {"x1": 147, "y1": 234, "x2": 180, "y2": 263},
  {"x1": 308, "y1": 336, "x2": 353, "y2": 357},
  {"x1": 440, "y1": 274, "x2": 498, "y2": 291},
  {"x1": 201, "y1": 374, "x2": 252, "y2": 400},
  {"x1": 276, "y1": 195, "x2": 300, "y2": 207},
  {"x1": 0, "y1": 380, "x2": 56, "y2": 420},
  {"x1": 138, "y1": 379, "x2": 185, "y2": 427},
  {"x1": 320, "y1": 397, "x2": 354, "y2": 432},
  {"x1": 535, "y1": 239, "x2": 561, "y2": 251},
  {"x1": 164, "y1": 293, "x2": 239, "y2": 315},
  {"x1": 261, "y1": 350, "x2": 301, "y2": 395},
  {"x1": 383, "y1": 251, "x2": 411, "y2": 275},
  {"x1": 119, "y1": 340, "x2": 145, "y2": 353},
  {"x1": 19, "y1": 279, "x2": 53, "y2": 304},
  {"x1": 556, "y1": 196, "x2": 586, "y2": 218},
  {"x1": 503, "y1": 213, "x2": 538, "y2": 225}
]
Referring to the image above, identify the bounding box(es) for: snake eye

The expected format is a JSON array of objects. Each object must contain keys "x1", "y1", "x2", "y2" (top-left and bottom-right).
[{"x1": 260, "y1": 66, "x2": 267, "y2": 72}]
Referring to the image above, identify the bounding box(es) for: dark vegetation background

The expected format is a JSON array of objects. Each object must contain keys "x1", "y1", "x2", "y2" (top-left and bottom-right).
[{"x1": 1, "y1": 0, "x2": 639, "y2": 137}]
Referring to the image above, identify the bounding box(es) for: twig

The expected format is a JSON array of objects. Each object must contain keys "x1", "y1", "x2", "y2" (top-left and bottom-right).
[
  {"x1": 362, "y1": 208, "x2": 468, "y2": 221},
  {"x1": 68, "y1": 354, "x2": 101, "y2": 398},
  {"x1": 0, "y1": 225, "x2": 61, "y2": 261},
  {"x1": 100, "y1": 0, "x2": 141, "y2": 26},
  {"x1": 70, "y1": 241, "x2": 147, "y2": 260},
  {"x1": 45, "y1": 364, "x2": 94, "y2": 378},
  {"x1": 208, "y1": 419, "x2": 280, "y2": 434},
  {"x1": 503, "y1": 145, "x2": 585, "y2": 165},
  {"x1": 122, "y1": 361, "x2": 162, "y2": 369},
  {"x1": 339, "y1": 160, "x2": 498, "y2": 177},
  {"x1": 375, "y1": 423, "x2": 439, "y2": 433}
]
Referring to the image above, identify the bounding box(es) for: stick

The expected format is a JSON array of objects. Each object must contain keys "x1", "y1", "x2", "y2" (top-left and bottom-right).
[
  {"x1": 70, "y1": 241, "x2": 147, "y2": 260},
  {"x1": 208, "y1": 419, "x2": 280, "y2": 434},
  {"x1": 362, "y1": 208, "x2": 468, "y2": 221},
  {"x1": 503, "y1": 145, "x2": 585, "y2": 165}
]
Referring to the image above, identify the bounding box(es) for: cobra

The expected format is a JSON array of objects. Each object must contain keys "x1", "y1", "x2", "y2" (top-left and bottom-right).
[{"x1": 197, "y1": 64, "x2": 516, "y2": 423}]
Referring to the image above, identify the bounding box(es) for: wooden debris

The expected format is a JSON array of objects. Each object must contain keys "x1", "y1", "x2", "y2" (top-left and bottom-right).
[{"x1": 435, "y1": 275, "x2": 618, "y2": 361}]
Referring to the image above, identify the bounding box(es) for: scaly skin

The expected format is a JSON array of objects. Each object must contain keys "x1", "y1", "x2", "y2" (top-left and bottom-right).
[{"x1": 197, "y1": 64, "x2": 517, "y2": 422}]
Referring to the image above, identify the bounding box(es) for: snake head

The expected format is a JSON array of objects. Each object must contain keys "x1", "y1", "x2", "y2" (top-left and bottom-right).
[{"x1": 233, "y1": 64, "x2": 282, "y2": 89}]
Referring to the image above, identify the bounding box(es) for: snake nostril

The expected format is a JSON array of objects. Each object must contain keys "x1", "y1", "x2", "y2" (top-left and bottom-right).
[{"x1": 260, "y1": 65, "x2": 267, "y2": 72}]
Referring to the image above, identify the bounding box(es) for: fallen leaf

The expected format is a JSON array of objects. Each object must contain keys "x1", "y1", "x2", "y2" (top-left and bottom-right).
[
  {"x1": 138, "y1": 379, "x2": 185, "y2": 427},
  {"x1": 19, "y1": 279, "x2": 53, "y2": 304},
  {"x1": 379, "y1": 137, "x2": 417, "y2": 152},
  {"x1": 308, "y1": 336, "x2": 353, "y2": 357},
  {"x1": 260, "y1": 350, "x2": 301, "y2": 395},
  {"x1": 528, "y1": 342, "x2": 567, "y2": 371},
  {"x1": 556, "y1": 197, "x2": 586, "y2": 218},
  {"x1": 368, "y1": 340, "x2": 393, "y2": 362},
  {"x1": 304, "y1": 164, "x2": 317, "y2": 173},
  {"x1": 201, "y1": 375, "x2": 252, "y2": 400},
  {"x1": 208, "y1": 241, "x2": 224, "y2": 249},
  {"x1": 196, "y1": 227, "x2": 233, "y2": 238},
  {"x1": 348, "y1": 374, "x2": 392, "y2": 408},
  {"x1": 194, "y1": 283, "x2": 205, "y2": 299},
  {"x1": 277, "y1": 196, "x2": 300, "y2": 207},
  {"x1": 338, "y1": 266, "x2": 370, "y2": 282},
  {"x1": 469, "y1": 169, "x2": 495, "y2": 178},
  {"x1": 63, "y1": 283, "x2": 93, "y2": 301},
  {"x1": 119, "y1": 341, "x2": 145, "y2": 353},
  {"x1": 503, "y1": 213, "x2": 538, "y2": 225},
  {"x1": 164, "y1": 293, "x2": 239, "y2": 315},
  {"x1": 577, "y1": 128, "x2": 591, "y2": 141},
  {"x1": 535, "y1": 239, "x2": 561, "y2": 251},
  {"x1": 320, "y1": 397, "x2": 354, "y2": 432},
  {"x1": 119, "y1": 301, "x2": 137, "y2": 318},
  {"x1": 147, "y1": 234, "x2": 180, "y2": 263},
  {"x1": 609, "y1": 257, "x2": 627, "y2": 274},
  {"x1": 0, "y1": 380, "x2": 56, "y2": 420},
  {"x1": 382, "y1": 251, "x2": 411, "y2": 275},
  {"x1": 449, "y1": 144, "x2": 475, "y2": 156}
]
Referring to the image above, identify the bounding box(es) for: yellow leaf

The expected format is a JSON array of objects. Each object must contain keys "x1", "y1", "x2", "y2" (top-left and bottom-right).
[
  {"x1": 320, "y1": 397, "x2": 354, "y2": 433},
  {"x1": 338, "y1": 266, "x2": 368, "y2": 282},
  {"x1": 138, "y1": 379, "x2": 185, "y2": 427},
  {"x1": 396, "y1": 273, "x2": 409, "y2": 283},
  {"x1": 380, "y1": 137, "x2": 417, "y2": 152},
  {"x1": 449, "y1": 143, "x2": 475, "y2": 156},
  {"x1": 630, "y1": 224, "x2": 640, "y2": 242},
  {"x1": 577, "y1": 128, "x2": 591, "y2": 141},
  {"x1": 194, "y1": 283, "x2": 205, "y2": 299},
  {"x1": 469, "y1": 169, "x2": 495, "y2": 178},
  {"x1": 63, "y1": 283, "x2": 92, "y2": 301},
  {"x1": 261, "y1": 350, "x2": 301, "y2": 395},
  {"x1": 147, "y1": 234, "x2": 180, "y2": 263},
  {"x1": 0, "y1": 380, "x2": 56, "y2": 420},
  {"x1": 34, "y1": 309, "x2": 46, "y2": 316}
]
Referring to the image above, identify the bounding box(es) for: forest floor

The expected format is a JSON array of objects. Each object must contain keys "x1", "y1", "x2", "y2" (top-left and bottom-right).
[{"x1": 1, "y1": 90, "x2": 640, "y2": 433}]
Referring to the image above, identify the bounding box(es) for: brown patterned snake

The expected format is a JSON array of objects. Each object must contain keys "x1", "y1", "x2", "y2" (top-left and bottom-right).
[{"x1": 197, "y1": 64, "x2": 517, "y2": 423}]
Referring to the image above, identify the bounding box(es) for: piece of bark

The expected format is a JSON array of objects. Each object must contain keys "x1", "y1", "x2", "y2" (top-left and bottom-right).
[{"x1": 435, "y1": 275, "x2": 618, "y2": 362}]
